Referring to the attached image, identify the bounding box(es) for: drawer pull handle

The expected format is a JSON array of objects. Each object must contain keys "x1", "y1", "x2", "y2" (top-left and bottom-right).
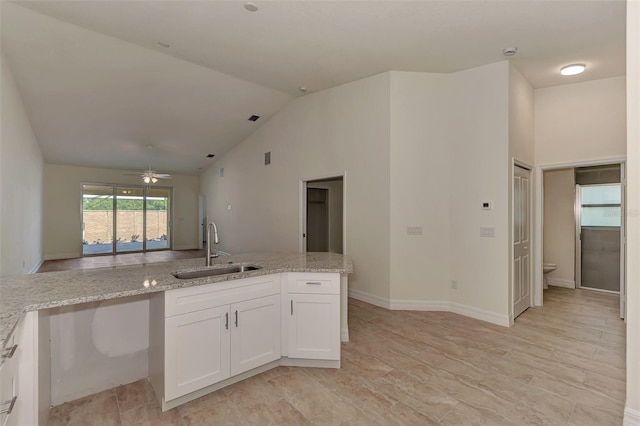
[
  {"x1": 0, "y1": 396, "x2": 17, "y2": 415},
  {"x1": 235, "y1": 310, "x2": 238, "y2": 328},
  {"x1": 225, "y1": 312, "x2": 229, "y2": 330},
  {"x1": 306, "y1": 282, "x2": 322, "y2": 286},
  {"x1": 290, "y1": 300, "x2": 293, "y2": 315},
  {"x1": 2, "y1": 345, "x2": 17, "y2": 359}
]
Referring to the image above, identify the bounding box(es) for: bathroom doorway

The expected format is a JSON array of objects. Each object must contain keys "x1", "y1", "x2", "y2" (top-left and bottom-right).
[
  {"x1": 539, "y1": 161, "x2": 626, "y2": 319},
  {"x1": 299, "y1": 174, "x2": 345, "y2": 254}
]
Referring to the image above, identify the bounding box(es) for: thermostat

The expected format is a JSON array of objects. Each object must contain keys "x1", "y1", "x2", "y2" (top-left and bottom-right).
[{"x1": 481, "y1": 201, "x2": 493, "y2": 210}]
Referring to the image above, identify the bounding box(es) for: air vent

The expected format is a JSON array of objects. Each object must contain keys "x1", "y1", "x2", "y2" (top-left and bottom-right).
[
  {"x1": 207, "y1": 154, "x2": 215, "y2": 158},
  {"x1": 248, "y1": 115, "x2": 260, "y2": 122},
  {"x1": 265, "y1": 152, "x2": 271, "y2": 165}
]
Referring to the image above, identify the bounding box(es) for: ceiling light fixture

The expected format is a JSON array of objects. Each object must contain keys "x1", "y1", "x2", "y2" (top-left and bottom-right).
[
  {"x1": 298, "y1": 87, "x2": 307, "y2": 93},
  {"x1": 560, "y1": 64, "x2": 586, "y2": 76},
  {"x1": 244, "y1": 2, "x2": 258, "y2": 12},
  {"x1": 502, "y1": 47, "x2": 518, "y2": 57},
  {"x1": 157, "y1": 41, "x2": 171, "y2": 48}
]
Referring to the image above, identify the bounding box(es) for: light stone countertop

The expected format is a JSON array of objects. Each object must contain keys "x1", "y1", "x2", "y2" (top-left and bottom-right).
[{"x1": 0, "y1": 252, "x2": 353, "y2": 348}]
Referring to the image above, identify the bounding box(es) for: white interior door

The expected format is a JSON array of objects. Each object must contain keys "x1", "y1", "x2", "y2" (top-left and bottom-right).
[
  {"x1": 513, "y1": 165, "x2": 532, "y2": 318},
  {"x1": 620, "y1": 163, "x2": 626, "y2": 319}
]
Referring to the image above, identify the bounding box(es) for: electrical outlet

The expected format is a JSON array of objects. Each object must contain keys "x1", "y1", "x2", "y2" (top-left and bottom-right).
[
  {"x1": 451, "y1": 280, "x2": 457, "y2": 289},
  {"x1": 406, "y1": 226, "x2": 423, "y2": 236},
  {"x1": 480, "y1": 227, "x2": 495, "y2": 237}
]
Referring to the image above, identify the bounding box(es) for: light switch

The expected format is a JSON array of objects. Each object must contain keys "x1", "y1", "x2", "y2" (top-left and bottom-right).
[
  {"x1": 407, "y1": 226, "x2": 423, "y2": 236},
  {"x1": 480, "y1": 227, "x2": 495, "y2": 237}
]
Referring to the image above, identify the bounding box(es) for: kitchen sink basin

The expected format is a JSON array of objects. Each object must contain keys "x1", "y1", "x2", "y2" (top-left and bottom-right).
[{"x1": 171, "y1": 264, "x2": 262, "y2": 280}]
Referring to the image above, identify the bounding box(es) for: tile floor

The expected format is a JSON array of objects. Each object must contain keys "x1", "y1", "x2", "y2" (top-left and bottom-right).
[{"x1": 48, "y1": 286, "x2": 625, "y2": 425}]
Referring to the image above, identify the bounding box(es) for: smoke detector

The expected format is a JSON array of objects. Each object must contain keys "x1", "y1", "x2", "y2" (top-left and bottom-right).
[{"x1": 502, "y1": 47, "x2": 518, "y2": 57}]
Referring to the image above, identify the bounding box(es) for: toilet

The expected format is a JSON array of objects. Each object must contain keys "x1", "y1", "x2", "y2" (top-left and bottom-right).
[{"x1": 543, "y1": 263, "x2": 557, "y2": 289}]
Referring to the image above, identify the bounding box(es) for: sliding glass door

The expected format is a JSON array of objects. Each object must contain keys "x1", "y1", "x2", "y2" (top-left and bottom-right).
[{"x1": 82, "y1": 184, "x2": 172, "y2": 256}]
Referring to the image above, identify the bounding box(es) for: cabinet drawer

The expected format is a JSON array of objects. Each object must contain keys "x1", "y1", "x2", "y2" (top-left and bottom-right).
[
  {"x1": 287, "y1": 273, "x2": 339, "y2": 294},
  {"x1": 165, "y1": 274, "x2": 281, "y2": 317}
]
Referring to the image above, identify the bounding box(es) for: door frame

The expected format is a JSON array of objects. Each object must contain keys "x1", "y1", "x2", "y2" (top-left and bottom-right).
[
  {"x1": 298, "y1": 172, "x2": 347, "y2": 254},
  {"x1": 533, "y1": 156, "x2": 626, "y2": 309}
]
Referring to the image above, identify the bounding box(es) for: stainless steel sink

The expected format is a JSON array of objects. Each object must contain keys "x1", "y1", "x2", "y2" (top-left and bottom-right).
[{"x1": 171, "y1": 265, "x2": 262, "y2": 280}]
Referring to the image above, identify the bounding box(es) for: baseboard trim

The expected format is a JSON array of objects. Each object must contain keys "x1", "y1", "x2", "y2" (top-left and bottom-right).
[
  {"x1": 348, "y1": 288, "x2": 391, "y2": 309},
  {"x1": 624, "y1": 407, "x2": 640, "y2": 426},
  {"x1": 348, "y1": 289, "x2": 510, "y2": 327},
  {"x1": 547, "y1": 278, "x2": 575, "y2": 289},
  {"x1": 28, "y1": 259, "x2": 44, "y2": 274},
  {"x1": 44, "y1": 253, "x2": 80, "y2": 261},
  {"x1": 449, "y1": 302, "x2": 511, "y2": 327}
]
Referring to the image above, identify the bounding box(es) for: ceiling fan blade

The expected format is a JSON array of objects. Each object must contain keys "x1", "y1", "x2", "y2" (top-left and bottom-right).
[
  {"x1": 154, "y1": 174, "x2": 172, "y2": 179},
  {"x1": 123, "y1": 172, "x2": 144, "y2": 176}
]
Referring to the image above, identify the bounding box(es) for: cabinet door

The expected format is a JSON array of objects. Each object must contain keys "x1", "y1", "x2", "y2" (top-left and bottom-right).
[
  {"x1": 165, "y1": 306, "x2": 230, "y2": 401},
  {"x1": 288, "y1": 294, "x2": 340, "y2": 360},
  {"x1": 230, "y1": 295, "x2": 281, "y2": 376}
]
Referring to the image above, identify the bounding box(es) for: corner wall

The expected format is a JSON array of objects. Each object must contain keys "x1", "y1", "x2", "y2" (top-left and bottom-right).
[
  {"x1": 389, "y1": 71, "x2": 451, "y2": 302},
  {"x1": 0, "y1": 51, "x2": 44, "y2": 276},
  {"x1": 448, "y1": 62, "x2": 511, "y2": 324},
  {"x1": 200, "y1": 73, "x2": 392, "y2": 301},
  {"x1": 43, "y1": 164, "x2": 199, "y2": 259}
]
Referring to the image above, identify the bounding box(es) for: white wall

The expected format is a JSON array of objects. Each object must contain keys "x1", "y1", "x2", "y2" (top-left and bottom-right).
[
  {"x1": 509, "y1": 64, "x2": 535, "y2": 165},
  {"x1": 43, "y1": 164, "x2": 199, "y2": 259},
  {"x1": 625, "y1": 0, "x2": 640, "y2": 422},
  {"x1": 0, "y1": 51, "x2": 44, "y2": 277},
  {"x1": 543, "y1": 168, "x2": 575, "y2": 285},
  {"x1": 200, "y1": 73, "x2": 392, "y2": 300},
  {"x1": 448, "y1": 62, "x2": 511, "y2": 324},
  {"x1": 535, "y1": 76, "x2": 626, "y2": 166},
  {"x1": 389, "y1": 71, "x2": 451, "y2": 302}
]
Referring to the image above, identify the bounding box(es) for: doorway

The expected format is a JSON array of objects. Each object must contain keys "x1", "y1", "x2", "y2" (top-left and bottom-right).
[
  {"x1": 538, "y1": 160, "x2": 626, "y2": 319},
  {"x1": 82, "y1": 183, "x2": 172, "y2": 255},
  {"x1": 299, "y1": 174, "x2": 345, "y2": 254}
]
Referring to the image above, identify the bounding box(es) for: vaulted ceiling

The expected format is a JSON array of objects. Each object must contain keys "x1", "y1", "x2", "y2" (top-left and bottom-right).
[{"x1": 1, "y1": 1, "x2": 626, "y2": 175}]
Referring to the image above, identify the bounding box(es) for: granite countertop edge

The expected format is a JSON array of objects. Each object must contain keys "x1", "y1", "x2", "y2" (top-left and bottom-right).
[{"x1": 0, "y1": 252, "x2": 353, "y2": 349}]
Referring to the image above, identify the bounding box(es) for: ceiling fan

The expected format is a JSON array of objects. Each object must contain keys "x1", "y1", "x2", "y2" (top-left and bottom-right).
[{"x1": 125, "y1": 145, "x2": 172, "y2": 183}]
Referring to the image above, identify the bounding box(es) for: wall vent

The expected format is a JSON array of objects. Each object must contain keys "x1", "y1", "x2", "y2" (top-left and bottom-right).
[{"x1": 264, "y1": 152, "x2": 271, "y2": 165}]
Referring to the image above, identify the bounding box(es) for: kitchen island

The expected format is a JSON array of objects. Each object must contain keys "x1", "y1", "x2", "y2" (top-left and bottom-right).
[{"x1": 0, "y1": 252, "x2": 352, "y2": 423}]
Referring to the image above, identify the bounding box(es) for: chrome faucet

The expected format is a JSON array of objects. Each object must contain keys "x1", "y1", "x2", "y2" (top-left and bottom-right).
[{"x1": 206, "y1": 221, "x2": 220, "y2": 266}]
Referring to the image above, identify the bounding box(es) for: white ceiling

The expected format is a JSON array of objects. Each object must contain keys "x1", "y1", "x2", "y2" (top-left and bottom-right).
[{"x1": 1, "y1": 1, "x2": 626, "y2": 175}]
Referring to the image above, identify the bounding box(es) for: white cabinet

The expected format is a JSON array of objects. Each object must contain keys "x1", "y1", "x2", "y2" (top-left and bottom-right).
[
  {"x1": 287, "y1": 273, "x2": 340, "y2": 361},
  {"x1": 230, "y1": 295, "x2": 280, "y2": 376},
  {"x1": 0, "y1": 311, "x2": 48, "y2": 426},
  {"x1": 150, "y1": 275, "x2": 281, "y2": 405},
  {"x1": 164, "y1": 305, "x2": 230, "y2": 401}
]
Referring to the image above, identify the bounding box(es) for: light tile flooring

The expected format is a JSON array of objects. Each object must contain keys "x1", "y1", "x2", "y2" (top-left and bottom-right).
[{"x1": 48, "y1": 286, "x2": 625, "y2": 425}]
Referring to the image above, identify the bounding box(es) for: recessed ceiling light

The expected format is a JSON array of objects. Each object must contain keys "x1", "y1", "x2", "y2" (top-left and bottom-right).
[
  {"x1": 158, "y1": 41, "x2": 171, "y2": 48},
  {"x1": 298, "y1": 87, "x2": 307, "y2": 93},
  {"x1": 244, "y1": 2, "x2": 258, "y2": 12},
  {"x1": 206, "y1": 154, "x2": 215, "y2": 158},
  {"x1": 248, "y1": 115, "x2": 260, "y2": 122},
  {"x1": 502, "y1": 47, "x2": 518, "y2": 57},
  {"x1": 560, "y1": 64, "x2": 586, "y2": 76}
]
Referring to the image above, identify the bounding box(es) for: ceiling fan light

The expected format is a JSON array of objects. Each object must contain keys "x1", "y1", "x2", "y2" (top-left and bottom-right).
[
  {"x1": 151, "y1": 177, "x2": 158, "y2": 183},
  {"x1": 143, "y1": 176, "x2": 151, "y2": 184}
]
